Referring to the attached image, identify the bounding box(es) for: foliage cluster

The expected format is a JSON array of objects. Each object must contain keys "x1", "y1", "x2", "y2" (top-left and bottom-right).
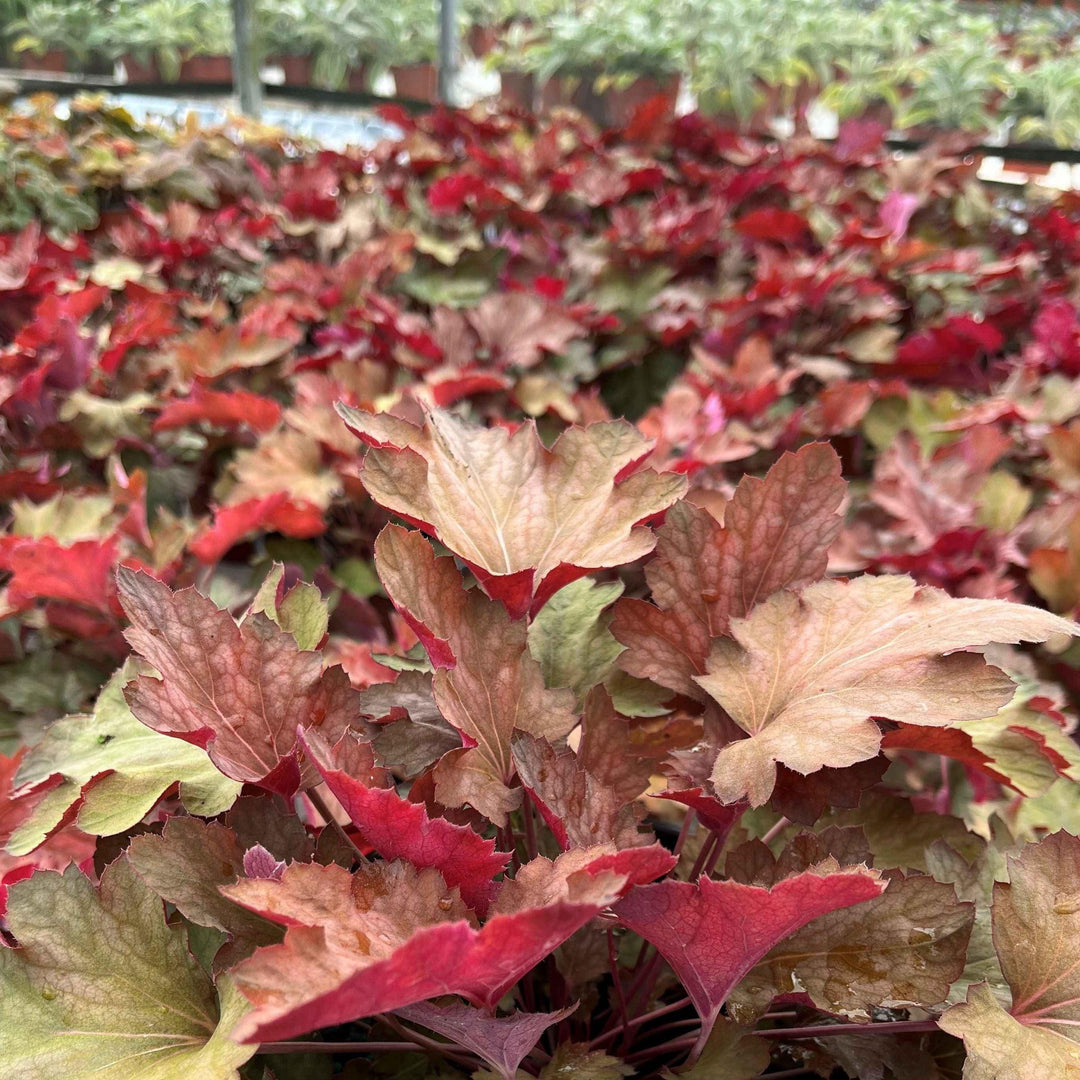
[{"x1": 7, "y1": 98, "x2": 1080, "y2": 1078}]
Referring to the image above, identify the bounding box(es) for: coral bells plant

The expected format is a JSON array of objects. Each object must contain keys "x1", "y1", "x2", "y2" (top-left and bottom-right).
[{"x1": 6, "y1": 405, "x2": 1080, "y2": 1080}]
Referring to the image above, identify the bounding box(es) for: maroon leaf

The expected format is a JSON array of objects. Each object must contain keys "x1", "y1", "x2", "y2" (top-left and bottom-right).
[{"x1": 395, "y1": 1000, "x2": 577, "y2": 1079}]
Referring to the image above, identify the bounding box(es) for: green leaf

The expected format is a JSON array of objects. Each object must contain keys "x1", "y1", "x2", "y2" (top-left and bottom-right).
[
  {"x1": 591, "y1": 264, "x2": 674, "y2": 318},
  {"x1": 662, "y1": 1019, "x2": 769, "y2": 1079},
  {"x1": 539, "y1": 1043, "x2": 633, "y2": 1079},
  {"x1": 6, "y1": 665, "x2": 240, "y2": 855},
  {"x1": 825, "y1": 793, "x2": 983, "y2": 872},
  {"x1": 604, "y1": 671, "x2": 673, "y2": 718},
  {"x1": 397, "y1": 253, "x2": 501, "y2": 308},
  {"x1": 1009, "y1": 777, "x2": 1080, "y2": 842},
  {"x1": 372, "y1": 642, "x2": 434, "y2": 674},
  {"x1": 57, "y1": 389, "x2": 155, "y2": 458},
  {"x1": 0, "y1": 650, "x2": 103, "y2": 718},
  {"x1": 333, "y1": 557, "x2": 383, "y2": 599},
  {"x1": 249, "y1": 565, "x2": 329, "y2": 651},
  {"x1": 0, "y1": 860, "x2": 256, "y2": 1080},
  {"x1": 976, "y1": 471, "x2": 1032, "y2": 535},
  {"x1": 9, "y1": 492, "x2": 115, "y2": 542},
  {"x1": 529, "y1": 577, "x2": 624, "y2": 703},
  {"x1": 960, "y1": 700, "x2": 1080, "y2": 798}
]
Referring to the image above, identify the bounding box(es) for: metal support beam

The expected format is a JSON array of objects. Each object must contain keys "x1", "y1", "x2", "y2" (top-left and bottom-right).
[
  {"x1": 438, "y1": 0, "x2": 457, "y2": 105},
  {"x1": 231, "y1": 0, "x2": 262, "y2": 117}
]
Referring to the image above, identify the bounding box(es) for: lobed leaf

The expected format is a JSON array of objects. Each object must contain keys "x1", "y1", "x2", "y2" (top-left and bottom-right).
[
  {"x1": 0, "y1": 860, "x2": 255, "y2": 1080},
  {"x1": 341, "y1": 406, "x2": 686, "y2": 618},
  {"x1": 117, "y1": 567, "x2": 361, "y2": 795},
  {"x1": 698, "y1": 575, "x2": 1078, "y2": 805},
  {"x1": 6, "y1": 666, "x2": 239, "y2": 856}
]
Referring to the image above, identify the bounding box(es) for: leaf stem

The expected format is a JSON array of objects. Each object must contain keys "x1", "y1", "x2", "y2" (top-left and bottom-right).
[
  {"x1": 760, "y1": 816, "x2": 790, "y2": 846},
  {"x1": 380, "y1": 1013, "x2": 484, "y2": 1068},
  {"x1": 588, "y1": 997, "x2": 693, "y2": 1049},
  {"x1": 755, "y1": 1019, "x2": 941, "y2": 1040},
  {"x1": 307, "y1": 787, "x2": 369, "y2": 865},
  {"x1": 522, "y1": 795, "x2": 539, "y2": 861},
  {"x1": 686, "y1": 831, "x2": 718, "y2": 881},
  {"x1": 257, "y1": 1040, "x2": 423, "y2": 1054},
  {"x1": 608, "y1": 926, "x2": 632, "y2": 1038},
  {"x1": 671, "y1": 810, "x2": 696, "y2": 858},
  {"x1": 622, "y1": 1018, "x2": 941, "y2": 1066}
]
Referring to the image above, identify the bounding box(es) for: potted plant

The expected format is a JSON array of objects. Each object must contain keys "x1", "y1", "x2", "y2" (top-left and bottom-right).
[
  {"x1": 260, "y1": 0, "x2": 386, "y2": 91},
  {"x1": 8, "y1": 0, "x2": 98, "y2": 73},
  {"x1": 260, "y1": 0, "x2": 312, "y2": 86},
  {"x1": 109, "y1": 0, "x2": 206, "y2": 83},
  {"x1": 462, "y1": 0, "x2": 499, "y2": 58},
  {"x1": 691, "y1": 24, "x2": 769, "y2": 131},
  {"x1": 383, "y1": 0, "x2": 440, "y2": 103},
  {"x1": 487, "y1": 22, "x2": 542, "y2": 112},
  {"x1": 524, "y1": 1, "x2": 683, "y2": 127},
  {"x1": 1000, "y1": 54, "x2": 1080, "y2": 177},
  {"x1": 895, "y1": 29, "x2": 1010, "y2": 142},
  {"x1": 821, "y1": 49, "x2": 905, "y2": 130},
  {"x1": 177, "y1": 1, "x2": 234, "y2": 84}
]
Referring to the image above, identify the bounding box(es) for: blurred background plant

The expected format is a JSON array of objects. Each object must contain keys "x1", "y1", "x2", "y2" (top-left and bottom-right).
[{"x1": 6, "y1": 0, "x2": 1080, "y2": 146}]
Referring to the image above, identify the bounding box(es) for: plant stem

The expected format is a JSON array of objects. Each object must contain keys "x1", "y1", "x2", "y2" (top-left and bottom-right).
[
  {"x1": 497, "y1": 822, "x2": 518, "y2": 872},
  {"x1": 637, "y1": 1017, "x2": 702, "y2": 1042},
  {"x1": 685, "y1": 831, "x2": 717, "y2": 882},
  {"x1": 380, "y1": 1014, "x2": 482, "y2": 1069},
  {"x1": 307, "y1": 788, "x2": 368, "y2": 864},
  {"x1": 522, "y1": 795, "x2": 539, "y2": 860},
  {"x1": 588, "y1": 997, "x2": 693, "y2": 1050},
  {"x1": 702, "y1": 840, "x2": 723, "y2": 878},
  {"x1": 623, "y1": 1018, "x2": 941, "y2": 1067},
  {"x1": 257, "y1": 1041, "x2": 422, "y2": 1054},
  {"x1": 755, "y1": 1019, "x2": 941, "y2": 1040},
  {"x1": 671, "y1": 810, "x2": 696, "y2": 858},
  {"x1": 608, "y1": 926, "x2": 632, "y2": 1037},
  {"x1": 624, "y1": 1033, "x2": 700, "y2": 1063},
  {"x1": 625, "y1": 950, "x2": 664, "y2": 1010},
  {"x1": 760, "y1": 816, "x2": 790, "y2": 846}
]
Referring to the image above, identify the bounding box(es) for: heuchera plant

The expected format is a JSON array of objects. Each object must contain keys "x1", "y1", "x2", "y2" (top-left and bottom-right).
[
  {"x1": 4, "y1": 405, "x2": 1080, "y2": 1080},
  {"x1": 8, "y1": 98, "x2": 1080, "y2": 1080}
]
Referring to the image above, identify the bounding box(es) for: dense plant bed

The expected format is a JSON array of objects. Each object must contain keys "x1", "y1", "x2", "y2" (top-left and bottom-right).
[{"x1": 8, "y1": 97, "x2": 1080, "y2": 1079}]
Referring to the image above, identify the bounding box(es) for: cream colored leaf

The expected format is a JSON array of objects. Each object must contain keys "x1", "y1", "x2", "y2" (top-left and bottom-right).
[
  {"x1": 698, "y1": 576, "x2": 1077, "y2": 806},
  {"x1": 340, "y1": 406, "x2": 685, "y2": 617}
]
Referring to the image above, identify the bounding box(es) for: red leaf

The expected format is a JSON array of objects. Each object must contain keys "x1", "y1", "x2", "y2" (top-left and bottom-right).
[
  {"x1": 117, "y1": 568, "x2": 359, "y2": 794},
  {"x1": 301, "y1": 728, "x2": 509, "y2": 915},
  {"x1": 612, "y1": 443, "x2": 844, "y2": 698},
  {"x1": 227, "y1": 850, "x2": 652, "y2": 1042},
  {"x1": 4, "y1": 536, "x2": 120, "y2": 617},
  {"x1": 189, "y1": 494, "x2": 325, "y2": 564},
  {"x1": 734, "y1": 208, "x2": 810, "y2": 244},
  {"x1": 153, "y1": 386, "x2": 282, "y2": 433},
  {"x1": 614, "y1": 863, "x2": 884, "y2": 1039}
]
